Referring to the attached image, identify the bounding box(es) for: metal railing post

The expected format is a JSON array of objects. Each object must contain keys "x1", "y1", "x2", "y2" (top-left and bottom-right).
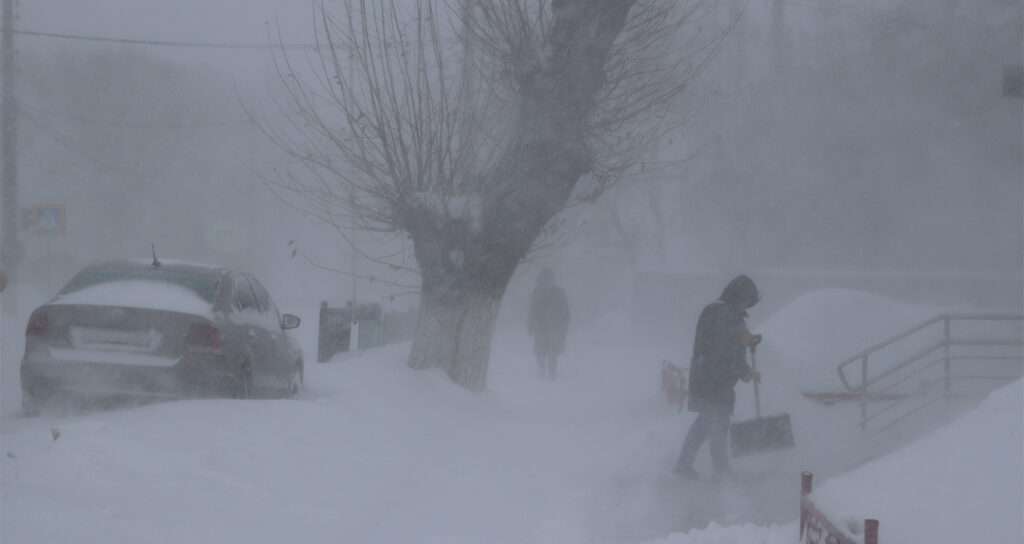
[
  {"x1": 861, "y1": 355, "x2": 869, "y2": 431},
  {"x1": 943, "y1": 316, "x2": 951, "y2": 401}
]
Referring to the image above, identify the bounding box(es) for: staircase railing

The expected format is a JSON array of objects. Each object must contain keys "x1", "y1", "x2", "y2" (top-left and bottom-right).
[{"x1": 836, "y1": 313, "x2": 1023, "y2": 432}]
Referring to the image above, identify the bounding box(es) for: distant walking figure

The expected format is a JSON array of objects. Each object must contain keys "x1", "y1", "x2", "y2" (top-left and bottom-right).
[
  {"x1": 527, "y1": 268, "x2": 571, "y2": 380},
  {"x1": 674, "y1": 275, "x2": 762, "y2": 481}
]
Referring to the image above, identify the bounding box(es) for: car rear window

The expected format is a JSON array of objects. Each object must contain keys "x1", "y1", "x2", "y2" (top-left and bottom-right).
[{"x1": 60, "y1": 264, "x2": 221, "y2": 304}]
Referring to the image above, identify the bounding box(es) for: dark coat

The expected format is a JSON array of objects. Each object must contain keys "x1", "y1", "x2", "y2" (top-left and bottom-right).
[
  {"x1": 528, "y1": 284, "x2": 570, "y2": 356},
  {"x1": 687, "y1": 275, "x2": 759, "y2": 415}
]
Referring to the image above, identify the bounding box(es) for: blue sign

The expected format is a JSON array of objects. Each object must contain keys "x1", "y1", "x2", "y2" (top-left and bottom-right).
[{"x1": 22, "y1": 205, "x2": 66, "y2": 236}]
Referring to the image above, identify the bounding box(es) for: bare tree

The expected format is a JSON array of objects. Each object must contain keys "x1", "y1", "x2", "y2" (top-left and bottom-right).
[{"x1": 262, "y1": 0, "x2": 722, "y2": 391}]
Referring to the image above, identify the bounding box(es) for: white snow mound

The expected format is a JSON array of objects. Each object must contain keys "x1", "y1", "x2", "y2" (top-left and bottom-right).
[
  {"x1": 758, "y1": 289, "x2": 939, "y2": 391},
  {"x1": 642, "y1": 522, "x2": 796, "y2": 543},
  {"x1": 814, "y1": 379, "x2": 1023, "y2": 543}
]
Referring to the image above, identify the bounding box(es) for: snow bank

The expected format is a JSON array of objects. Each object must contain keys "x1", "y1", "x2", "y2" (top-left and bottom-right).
[
  {"x1": 812, "y1": 379, "x2": 1023, "y2": 544},
  {"x1": 50, "y1": 280, "x2": 214, "y2": 318},
  {"x1": 642, "y1": 522, "x2": 795, "y2": 544},
  {"x1": 758, "y1": 289, "x2": 939, "y2": 392}
]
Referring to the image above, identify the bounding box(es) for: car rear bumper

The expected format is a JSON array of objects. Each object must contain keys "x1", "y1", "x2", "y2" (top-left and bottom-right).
[{"x1": 20, "y1": 348, "x2": 240, "y2": 404}]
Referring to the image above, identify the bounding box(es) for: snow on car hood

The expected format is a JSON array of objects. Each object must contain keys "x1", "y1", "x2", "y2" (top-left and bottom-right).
[{"x1": 50, "y1": 280, "x2": 215, "y2": 318}]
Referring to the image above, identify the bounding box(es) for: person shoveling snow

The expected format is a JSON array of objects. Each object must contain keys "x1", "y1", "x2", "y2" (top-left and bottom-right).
[{"x1": 673, "y1": 275, "x2": 764, "y2": 482}]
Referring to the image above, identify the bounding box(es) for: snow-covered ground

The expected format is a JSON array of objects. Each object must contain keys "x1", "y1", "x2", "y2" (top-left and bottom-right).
[
  {"x1": 1, "y1": 288, "x2": 1018, "y2": 543},
  {"x1": 813, "y1": 378, "x2": 1023, "y2": 543}
]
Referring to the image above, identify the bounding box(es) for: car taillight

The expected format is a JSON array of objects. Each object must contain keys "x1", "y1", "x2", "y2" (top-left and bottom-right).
[
  {"x1": 26, "y1": 310, "x2": 49, "y2": 337},
  {"x1": 186, "y1": 323, "x2": 222, "y2": 352}
]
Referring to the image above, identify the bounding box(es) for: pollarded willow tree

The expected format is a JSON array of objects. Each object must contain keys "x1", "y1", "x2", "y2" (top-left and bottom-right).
[{"x1": 264, "y1": 0, "x2": 723, "y2": 391}]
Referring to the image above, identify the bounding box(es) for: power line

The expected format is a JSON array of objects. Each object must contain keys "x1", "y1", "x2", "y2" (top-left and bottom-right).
[{"x1": 5, "y1": 28, "x2": 317, "y2": 50}]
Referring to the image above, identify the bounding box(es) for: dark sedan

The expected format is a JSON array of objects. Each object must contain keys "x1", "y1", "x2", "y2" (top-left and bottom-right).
[{"x1": 20, "y1": 259, "x2": 304, "y2": 413}]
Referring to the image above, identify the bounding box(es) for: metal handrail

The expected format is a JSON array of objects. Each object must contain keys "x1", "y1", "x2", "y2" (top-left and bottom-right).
[
  {"x1": 840, "y1": 340, "x2": 946, "y2": 392},
  {"x1": 837, "y1": 313, "x2": 1023, "y2": 391},
  {"x1": 876, "y1": 354, "x2": 1023, "y2": 396},
  {"x1": 841, "y1": 338, "x2": 1024, "y2": 393},
  {"x1": 836, "y1": 316, "x2": 944, "y2": 384},
  {"x1": 832, "y1": 313, "x2": 1023, "y2": 431},
  {"x1": 867, "y1": 371, "x2": 1021, "y2": 427}
]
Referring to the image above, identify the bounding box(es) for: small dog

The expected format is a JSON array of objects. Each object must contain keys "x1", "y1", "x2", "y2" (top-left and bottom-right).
[{"x1": 660, "y1": 360, "x2": 688, "y2": 412}]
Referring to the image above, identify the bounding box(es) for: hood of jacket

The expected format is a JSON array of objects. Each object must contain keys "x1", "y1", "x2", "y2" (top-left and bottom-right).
[{"x1": 720, "y1": 275, "x2": 759, "y2": 310}]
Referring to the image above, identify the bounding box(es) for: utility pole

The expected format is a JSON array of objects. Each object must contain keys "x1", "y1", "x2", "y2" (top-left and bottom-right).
[
  {"x1": 1, "y1": 0, "x2": 17, "y2": 281},
  {"x1": 1, "y1": 0, "x2": 18, "y2": 417}
]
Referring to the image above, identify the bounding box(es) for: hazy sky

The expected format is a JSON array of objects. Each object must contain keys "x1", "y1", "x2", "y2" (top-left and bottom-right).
[
  {"x1": 24, "y1": 1, "x2": 310, "y2": 42},
  {"x1": 15, "y1": 0, "x2": 1022, "y2": 308},
  {"x1": 22, "y1": 1, "x2": 314, "y2": 82}
]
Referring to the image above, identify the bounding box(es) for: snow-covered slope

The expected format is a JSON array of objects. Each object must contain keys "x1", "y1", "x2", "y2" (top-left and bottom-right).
[
  {"x1": 813, "y1": 379, "x2": 1023, "y2": 544},
  {"x1": 758, "y1": 288, "x2": 939, "y2": 392},
  {"x1": 652, "y1": 381, "x2": 1022, "y2": 544}
]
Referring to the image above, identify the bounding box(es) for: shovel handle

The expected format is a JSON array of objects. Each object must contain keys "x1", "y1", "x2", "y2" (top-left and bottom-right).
[{"x1": 751, "y1": 346, "x2": 761, "y2": 419}]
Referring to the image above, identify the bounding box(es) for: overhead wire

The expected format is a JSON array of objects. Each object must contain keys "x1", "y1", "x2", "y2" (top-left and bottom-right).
[{"x1": 5, "y1": 27, "x2": 317, "y2": 50}]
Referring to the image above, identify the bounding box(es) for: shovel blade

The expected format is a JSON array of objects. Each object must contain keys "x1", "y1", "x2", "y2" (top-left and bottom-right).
[{"x1": 730, "y1": 413, "x2": 795, "y2": 457}]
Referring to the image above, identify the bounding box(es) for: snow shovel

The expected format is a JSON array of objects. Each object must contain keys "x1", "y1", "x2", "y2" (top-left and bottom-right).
[{"x1": 730, "y1": 347, "x2": 795, "y2": 457}]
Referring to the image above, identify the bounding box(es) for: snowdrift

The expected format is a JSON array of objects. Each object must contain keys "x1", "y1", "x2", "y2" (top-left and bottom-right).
[
  {"x1": 757, "y1": 288, "x2": 939, "y2": 392},
  {"x1": 812, "y1": 379, "x2": 1023, "y2": 543},
  {"x1": 643, "y1": 380, "x2": 1022, "y2": 544},
  {"x1": 643, "y1": 522, "x2": 796, "y2": 543}
]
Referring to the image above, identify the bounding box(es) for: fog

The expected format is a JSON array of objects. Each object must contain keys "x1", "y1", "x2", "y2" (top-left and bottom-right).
[
  {"x1": 9, "y1": 0, "x2": 1021, "y2": 312},
  {"x1": 1, "y1": 0, "x2": 1021, "y2": 542}
]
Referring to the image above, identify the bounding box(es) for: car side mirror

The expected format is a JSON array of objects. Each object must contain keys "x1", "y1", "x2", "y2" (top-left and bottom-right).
[{"x1": 281, "y1": 313, "x2": 301, "y2": 330}]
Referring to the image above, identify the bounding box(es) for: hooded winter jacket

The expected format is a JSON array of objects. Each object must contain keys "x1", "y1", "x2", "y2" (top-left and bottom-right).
[{"x1": 687, "y1": 275, "x2": 759, "y2": 415}]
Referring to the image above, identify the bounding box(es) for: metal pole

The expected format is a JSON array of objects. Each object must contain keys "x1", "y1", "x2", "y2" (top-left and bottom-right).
[
  {"x1": 1, "y1": 0, "x2": 17, "y2": 271},
  {"x1": 750, "y1": 346, "x2": 761, "y2": 419},
  {"x1": 1, "y1": 0, "x2": 19, "y2": 417},
  {"x1": 943, "y1": 316, "x2": 951, "y2": 400},
  {"x1": 349, "y1": 216, "x2": 358, "y2": 352},
  {"x1": 860, "y1": 355, "x2": 869, "y2": 431}
]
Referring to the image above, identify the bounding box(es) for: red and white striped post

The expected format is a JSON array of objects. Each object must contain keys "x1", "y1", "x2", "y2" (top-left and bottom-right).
[
  {"x1": 800, "y1": 471, "x2": 813, "y2": 539},
  {"x1": 864, "y1": 519, "x2": 880, "y2": 544},
  {"x1": 799, "y1": 471, "x2": 881, "y2": 544}
]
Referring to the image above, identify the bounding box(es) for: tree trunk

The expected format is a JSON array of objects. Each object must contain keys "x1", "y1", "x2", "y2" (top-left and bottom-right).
[
  {"x1": 407, "y1": 285, "x2": 504, "y2": 392},
  {"x1": 404, "y1": 0, "x2": 639, "y2": 392}
]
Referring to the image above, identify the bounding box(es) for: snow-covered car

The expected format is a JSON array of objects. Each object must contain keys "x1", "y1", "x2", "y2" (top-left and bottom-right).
[{"x1": 20, "y1": 259, "x2": 304, "y2": 413}]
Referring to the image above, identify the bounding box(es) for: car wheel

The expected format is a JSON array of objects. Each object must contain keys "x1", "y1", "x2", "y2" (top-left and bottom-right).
[{"x1": 235, "y1": 362, "x2": 253, "y2": 399}]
